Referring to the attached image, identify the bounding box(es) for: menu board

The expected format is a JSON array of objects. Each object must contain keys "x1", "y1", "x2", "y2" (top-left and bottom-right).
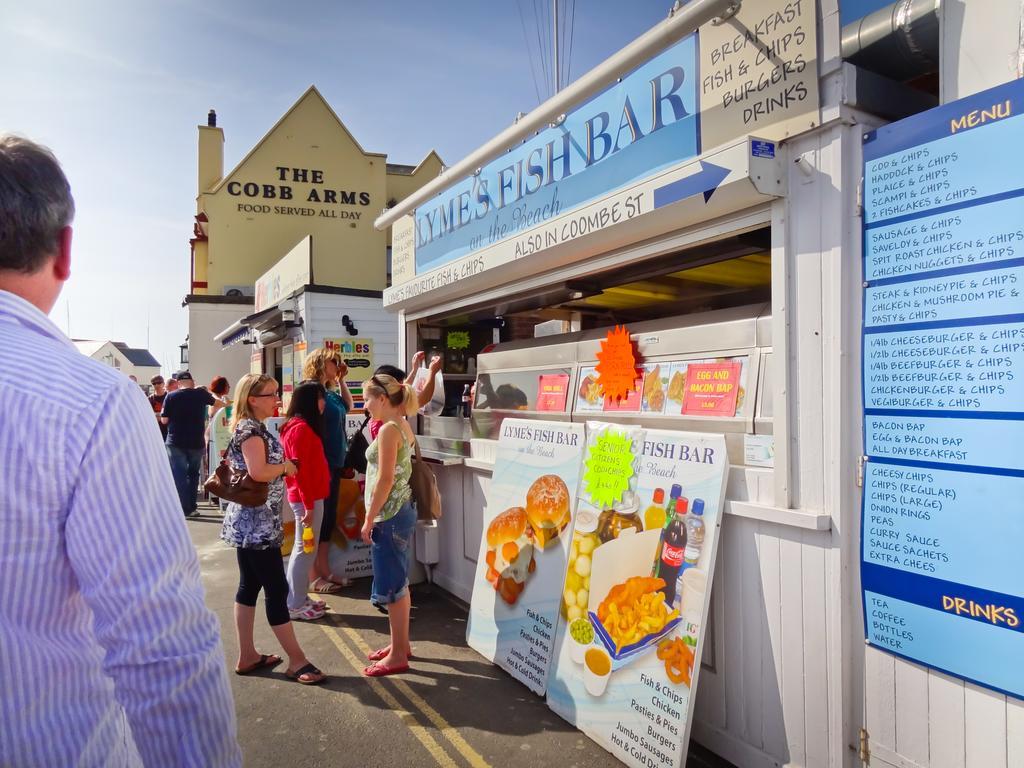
[
  {"x1": 583, "y1": 358, "x2": 750, "y2": 417},
  {"x1": 467, "y1": 419, "x2": 586, "y2": 695},
  {"x1": 537, "y1": 373, "x2": 571, "y2": 412},
  {"x1": 292, "y1": 341, "x2": 306, "y2": 386},
  {"x1": 861, "y1": 77, "x2": 1024, "y2": 699},
  {"x1": 576, "y1": 365, "x2": 606, "y2": 413},
  {"x1": 547, "y1": 424, "x2": 729, "y2": 768},
  {"x1": 680, "y1": 361, "x2": 742, "y2": 416},
  {"x1": 281, "y1": 344, "x2": 294, "y2": 408}
]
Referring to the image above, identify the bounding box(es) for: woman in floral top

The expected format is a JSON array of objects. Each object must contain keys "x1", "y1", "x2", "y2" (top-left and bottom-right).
[
  {"x1": 360, "y1": 374, "x2": 419, "y2": 677},
  {"x1": 221, "y1": 373, "x2": 326, "y2": 685}
]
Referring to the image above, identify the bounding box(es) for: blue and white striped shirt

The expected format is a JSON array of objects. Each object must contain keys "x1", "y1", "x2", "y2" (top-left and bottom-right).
[{"x1": 0, "y1": 290, "x2": 241, "y2": 767}]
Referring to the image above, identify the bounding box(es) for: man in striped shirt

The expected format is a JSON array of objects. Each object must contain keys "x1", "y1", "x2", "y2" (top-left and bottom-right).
[{"x1": 0, "y1": 135, "x2": 242, "y2": 766}]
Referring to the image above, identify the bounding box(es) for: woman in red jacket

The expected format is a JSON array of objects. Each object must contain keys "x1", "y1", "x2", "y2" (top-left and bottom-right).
[{"x1": 280, "y1": 381, "x2": 331, "y2": 621}]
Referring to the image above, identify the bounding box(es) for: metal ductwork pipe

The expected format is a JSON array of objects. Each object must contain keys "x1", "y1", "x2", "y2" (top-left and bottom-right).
[{"x1": 842, "y1": 0, "x2": 941, "y2": 82}]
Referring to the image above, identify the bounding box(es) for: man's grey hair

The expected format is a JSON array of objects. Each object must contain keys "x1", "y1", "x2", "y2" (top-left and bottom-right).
[{"x1": 0, "y1": 135, "x2": 75, "y2": 273}]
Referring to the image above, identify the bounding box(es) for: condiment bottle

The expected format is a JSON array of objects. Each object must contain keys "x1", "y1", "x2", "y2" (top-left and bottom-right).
[{"x1": 597, "y1": 491, "x2": 643, "y2": 542}]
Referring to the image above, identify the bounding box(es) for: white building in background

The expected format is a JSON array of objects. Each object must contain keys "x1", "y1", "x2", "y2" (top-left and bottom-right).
[{"x1": 73, "y1": 340, "x2": 162, "y2": 385}]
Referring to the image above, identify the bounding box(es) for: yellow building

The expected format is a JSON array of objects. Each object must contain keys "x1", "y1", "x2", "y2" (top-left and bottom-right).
[{"x1": 183, "y1": 85, "x2": 442, "y2": 389}]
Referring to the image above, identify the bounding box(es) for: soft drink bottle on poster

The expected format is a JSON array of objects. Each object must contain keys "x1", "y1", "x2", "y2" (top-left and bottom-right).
[
  {"x1": 655, "y1": 498, "x2": 688, "y2": 605},
  {"x1": 644, "y1": 487, "x2": 667, "y2": 531},
  {"x1": 683, "y1": 499, "x2": 706, "y2": 567}
]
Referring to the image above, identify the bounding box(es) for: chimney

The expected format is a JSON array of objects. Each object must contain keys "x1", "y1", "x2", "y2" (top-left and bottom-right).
[{"x1": 197, "y1": 109, "x2": 224, "y2": 198}]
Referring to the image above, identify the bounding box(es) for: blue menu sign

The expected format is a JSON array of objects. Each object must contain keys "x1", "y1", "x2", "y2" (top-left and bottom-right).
[{"x1": 862, "y1": 78, "x2": 1024, "y2": 700}]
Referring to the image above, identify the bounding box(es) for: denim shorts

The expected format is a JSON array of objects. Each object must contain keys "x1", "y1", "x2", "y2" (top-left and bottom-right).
[{"x1": 370, "y1": 502, "x2": 416, "y2": 605}]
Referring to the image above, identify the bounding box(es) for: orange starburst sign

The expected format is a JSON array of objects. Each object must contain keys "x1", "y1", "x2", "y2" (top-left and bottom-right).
[{"x1": 594, "y1": 326, "x2": 638, "y2": 402}]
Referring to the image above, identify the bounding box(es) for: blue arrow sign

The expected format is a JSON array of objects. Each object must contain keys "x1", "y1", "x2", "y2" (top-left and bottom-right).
[{"x1": 652, "y1": 161, "x2": 730, "y2": 208}]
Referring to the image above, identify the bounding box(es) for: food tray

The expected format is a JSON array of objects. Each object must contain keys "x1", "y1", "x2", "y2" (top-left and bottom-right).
[{"x1": 588, "y1": 609, "x2": 682, "y2": 671}]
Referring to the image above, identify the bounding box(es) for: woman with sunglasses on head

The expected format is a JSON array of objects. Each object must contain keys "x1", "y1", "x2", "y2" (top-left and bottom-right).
[
  {"x1": 302, "y1": 348, "x2": 354, "y2": 594},
  {"x1": 360, "y1": 374, "x2": 419, "y2": 677},
  {"x1": 280, "y1": 380, "x2": 331, "y2": 621},
  {"x1": 220, "y1": 374, "x2": 326, "y2": 685}
]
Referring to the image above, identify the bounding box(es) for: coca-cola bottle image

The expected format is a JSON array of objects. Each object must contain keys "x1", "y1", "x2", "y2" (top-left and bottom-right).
[{"x1": 656, "y1": 497, "x2": 688, "y2": 606}]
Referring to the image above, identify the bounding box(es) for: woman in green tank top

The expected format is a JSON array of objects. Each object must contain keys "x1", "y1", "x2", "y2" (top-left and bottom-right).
[{"x1": 360, "y1": 374, "x2": 419, "y2": 677}]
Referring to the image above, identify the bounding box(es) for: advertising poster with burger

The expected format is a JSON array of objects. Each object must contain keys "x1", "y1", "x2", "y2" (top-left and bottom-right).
[
  {"x1": 466, "y1": 418, "x2": 585, "y2": 695},
  {"x1": 547, "y1": 426, "x2": 729, "y2": 768}
]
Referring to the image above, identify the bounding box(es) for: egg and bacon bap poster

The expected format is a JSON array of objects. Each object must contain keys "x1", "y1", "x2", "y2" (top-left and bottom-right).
[
  {"x1": 467, "y1": 419, "x2": 585, "y2": 695},
  {"x1": 546, "y1": 426, "x2": 729, "y2": 768}
]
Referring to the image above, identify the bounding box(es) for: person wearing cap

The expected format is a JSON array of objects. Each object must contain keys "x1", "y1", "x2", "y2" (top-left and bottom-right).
[
  {"x1": 161, "y1": 370, "x2": 228, "y2": 516},
  {"x1": 148, "y1": 374, "x2": 168, "y2": 440}
]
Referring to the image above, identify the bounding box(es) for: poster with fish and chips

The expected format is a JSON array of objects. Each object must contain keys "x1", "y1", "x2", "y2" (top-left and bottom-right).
[{"x1": 547, "y1": 427, "x2": 729, "y2": 768}]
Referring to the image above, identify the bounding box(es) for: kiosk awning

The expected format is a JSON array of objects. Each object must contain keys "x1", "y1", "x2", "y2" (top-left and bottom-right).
[{"x1": 214, "y1": 305, "x2": 282, "y2": 347}]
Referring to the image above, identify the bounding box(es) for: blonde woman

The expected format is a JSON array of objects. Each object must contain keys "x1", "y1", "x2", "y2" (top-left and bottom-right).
[
  {"x1": 220, "y1": 374, "x2": 326, "y2": 685},
  {"x1": 360, "y1": 374, "x2": 418, "y2": 677},
  {"x1": 302, "y1": 347, "x2": 354, "y2": 593}
]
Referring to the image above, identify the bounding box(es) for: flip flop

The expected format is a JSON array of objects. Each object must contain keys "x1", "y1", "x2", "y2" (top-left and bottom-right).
[
  {"x1": 310, "y1": 578, "x2": 343, "y2": 594},
  {"x1": 368, "y1": 647, "x2": 415, "y2": 662},
  {"x1": 325, "y1": 574, "x2": 353, "y2": 588},
  {"x1": 234, "y1": 653, "x2": 282, "y2": 676},
  {"x1": 286, "y1": 663, "x2": 326, "y2": 685},
  {"x1": 363, "y1": 660, "x2": 410, "y2": 677}
]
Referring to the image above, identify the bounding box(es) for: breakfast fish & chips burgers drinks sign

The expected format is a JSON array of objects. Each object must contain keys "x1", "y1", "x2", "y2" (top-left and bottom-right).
[
  {"x1": 467, "y1": 418, "x2": 585, "y2": 695},
  {"x1": 547, "y1": 425, "x2": 729, "y2": 768}
]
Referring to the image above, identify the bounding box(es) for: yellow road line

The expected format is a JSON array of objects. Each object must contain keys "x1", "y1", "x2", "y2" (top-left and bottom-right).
[
  {"x1": 337, "y1": 624, "x2": 491, "y2": 768},
  {"x1": 319, "y1": 624, "x2": 458, "y2": 768}
]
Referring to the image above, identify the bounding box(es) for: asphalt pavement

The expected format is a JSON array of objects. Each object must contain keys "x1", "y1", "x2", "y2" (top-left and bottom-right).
[{"x1": 188, "y1": 501, "x2": 735, "y2": 768}]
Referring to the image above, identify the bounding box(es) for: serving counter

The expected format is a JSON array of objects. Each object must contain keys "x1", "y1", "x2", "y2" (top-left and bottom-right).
[{"x1": 414, "y1": 305, "x2": 830, "y2": 603}]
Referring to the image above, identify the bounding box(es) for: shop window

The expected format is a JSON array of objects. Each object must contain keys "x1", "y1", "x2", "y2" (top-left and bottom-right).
[{"x1": 474, "y1": 368, "x2": 574, "y2": 412}]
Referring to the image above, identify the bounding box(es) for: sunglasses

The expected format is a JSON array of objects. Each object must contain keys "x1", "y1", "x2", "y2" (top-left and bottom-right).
[{"x1": 251, "y1": 392, "x2": 277, "y2": 398}]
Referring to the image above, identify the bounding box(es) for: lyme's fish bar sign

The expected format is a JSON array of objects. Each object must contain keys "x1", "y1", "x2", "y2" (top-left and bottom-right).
[
  {"x1": 412, "y1": 35, "x2": 700, "y2": 277},
  {"x1": 861, "y1": 77, "x2": 1024, "y2": 700},
  {"x1": 385, "y1": 1, "x2": 819, "y2": 310}
]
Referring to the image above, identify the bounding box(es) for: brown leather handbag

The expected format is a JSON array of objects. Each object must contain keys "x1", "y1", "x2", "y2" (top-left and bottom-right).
[
  {"x1": 410, "y1": 438, "x2": 442, "y2": 521},
  {"x1": 204, "y1": 431, "x2": 270, "y2": 507}
]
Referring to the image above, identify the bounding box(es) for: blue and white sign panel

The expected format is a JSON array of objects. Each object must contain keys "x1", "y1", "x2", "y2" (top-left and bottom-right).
[
  {"x1": 413, "y1": 36, "x2": 699, "y2": 275},
  {"x1": 861, "y1": 78, "x2": 1024, "y2": 700}
]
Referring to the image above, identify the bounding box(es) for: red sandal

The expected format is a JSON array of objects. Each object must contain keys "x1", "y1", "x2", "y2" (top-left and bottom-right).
[
  {"x1": 363, "y1": 661, "x2": 409, "y2": 677},
  {"x1": 368, "y1": 647, "x2": 414, "y2": 662}
]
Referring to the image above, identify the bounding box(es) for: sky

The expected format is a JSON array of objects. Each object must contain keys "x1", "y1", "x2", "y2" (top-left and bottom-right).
[{"x1": 2, "y1": 0, "x2": 877, "y2": 374}]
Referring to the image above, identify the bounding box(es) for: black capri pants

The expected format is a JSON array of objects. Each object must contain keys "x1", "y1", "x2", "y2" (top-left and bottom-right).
[
  {"x1": 320, "y1": 466, "x2": 344, "y2": 543},
  {"x1": 235, "y1": 547, "x2": 290, "y2": 626}
]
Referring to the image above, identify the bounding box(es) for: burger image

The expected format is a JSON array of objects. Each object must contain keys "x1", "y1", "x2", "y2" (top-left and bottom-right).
[
  {"x1": 525, "y1": 474, "x2": 571, "y2": 549},
  {"x1": 484, "y1": 506, "x2": 536, "y2": 605}
]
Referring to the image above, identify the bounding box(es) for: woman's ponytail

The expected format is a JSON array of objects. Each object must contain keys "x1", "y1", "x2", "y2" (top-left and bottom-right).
[{"x1": 402, "y1": 383, "x2": 418, "y2": 416}]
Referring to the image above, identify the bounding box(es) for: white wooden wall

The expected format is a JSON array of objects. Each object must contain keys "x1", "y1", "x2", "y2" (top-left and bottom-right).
[
  {"x1": 300, "y1": 291, "x2": 398, "y2": 369},
  {"x1": 693, "y1": 520, "x2": 836, "y2": 768},
  {"x1": 690, "y1": 116, "x2": 857, "y2": 768},
  {"x1": 865, "y1": 648, "x2": 1024, "y2": 768},
  {"x1": 431, "y1": 465, "x2": 489, "y2": 602},
  {"x1": 844, "y1": 100, "x2": 1024, "y2": 768},
  {"x1": 753, "y1": 81, "x2": 1024, "y2": 768}
]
